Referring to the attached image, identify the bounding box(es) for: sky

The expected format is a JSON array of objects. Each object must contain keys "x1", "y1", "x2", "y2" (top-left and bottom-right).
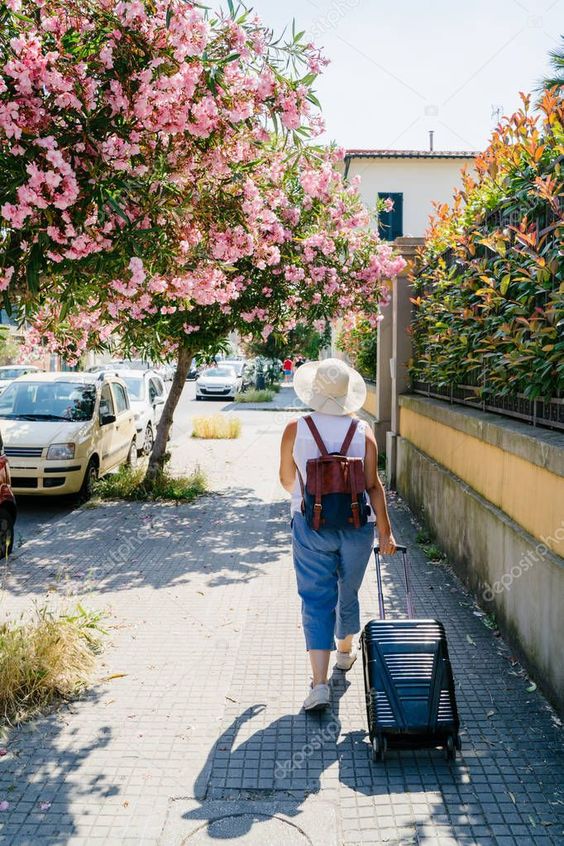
[{"x1": 252, "y1": 0, "x2": 562, "y2": 152}]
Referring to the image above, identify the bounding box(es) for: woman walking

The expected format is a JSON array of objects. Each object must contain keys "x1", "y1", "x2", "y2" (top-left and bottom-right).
[{"x1": 279, "y1": 358, "x2": 396, "y2": 711}]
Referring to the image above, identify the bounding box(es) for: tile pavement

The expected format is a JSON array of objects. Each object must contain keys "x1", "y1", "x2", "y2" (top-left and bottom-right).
[{"x1": 0, "y1": 410, "x2": 562, "y2": 845}]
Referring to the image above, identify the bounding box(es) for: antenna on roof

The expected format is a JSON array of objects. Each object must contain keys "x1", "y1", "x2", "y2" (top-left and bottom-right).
[
  {"x1": 429, "y1": 130, "x2": 434, "y2": 152},
  {"x1": 491, "y1": 104, "x2": 503, "y2": 125}
]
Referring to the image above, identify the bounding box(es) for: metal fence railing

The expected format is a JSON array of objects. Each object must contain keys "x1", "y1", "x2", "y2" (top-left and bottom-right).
[{"x1": 411, "y1": 381, "x2": 564, "y2": 432}]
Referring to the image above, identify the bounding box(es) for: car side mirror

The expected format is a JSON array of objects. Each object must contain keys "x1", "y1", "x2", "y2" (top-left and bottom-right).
[{"x1": 100, "y1": 413, "x2": 116, "y2": 426}]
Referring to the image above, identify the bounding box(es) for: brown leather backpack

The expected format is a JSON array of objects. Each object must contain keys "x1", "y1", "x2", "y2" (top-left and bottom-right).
[{"x1": 298, "y1": 415, "x2": 369, "y2": 531}]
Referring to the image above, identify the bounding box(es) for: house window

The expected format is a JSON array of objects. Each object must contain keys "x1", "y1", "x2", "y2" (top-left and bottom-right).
[{"x1": 377, "y1": 192, "x2": 403, "y2": 241}]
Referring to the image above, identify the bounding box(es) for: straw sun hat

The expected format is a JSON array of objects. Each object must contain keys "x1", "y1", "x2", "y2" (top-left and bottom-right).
[{"x1": 293, "y1": 358, "x2": 367, "y2": 416}]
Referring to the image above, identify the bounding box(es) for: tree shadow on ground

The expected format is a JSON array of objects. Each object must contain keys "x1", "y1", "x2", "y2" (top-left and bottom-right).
[
  {"x1": 0, "y1": 688, "x2": 116, "y2": 846},
  {"x1": 3, "y1": 487, "x2": 289, "y2": 598}
]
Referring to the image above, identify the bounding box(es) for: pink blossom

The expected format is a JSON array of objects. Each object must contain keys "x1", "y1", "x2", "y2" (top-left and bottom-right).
[
  {"x1": 99, "y1": 44, "x2": 114, "y2": 69},
  {"x1": 0, "y1": 266, "x2": 14, "y2": 291}
]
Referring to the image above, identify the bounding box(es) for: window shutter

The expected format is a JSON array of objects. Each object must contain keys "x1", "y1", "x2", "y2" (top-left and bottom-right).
[{"x1": 377, "y1": 192, "x2": 404, "y2": 241}]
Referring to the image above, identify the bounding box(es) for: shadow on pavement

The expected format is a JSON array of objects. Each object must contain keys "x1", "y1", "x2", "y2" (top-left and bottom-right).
[
  {"x1": 1, "y1": 688, "x2": 115, "y2": 846},
  {"x1": 182, "y1": 668, "x2": 464, "y2": 842},
  {"x1": 3, "y1": 487, "x2": 289, "y2": 597}
]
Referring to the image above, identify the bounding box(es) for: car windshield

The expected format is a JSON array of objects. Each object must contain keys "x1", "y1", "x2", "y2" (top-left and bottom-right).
[
  {"x1": 0, "y1": 381, "x2": 97, "y2": 422},
  {"x1": 223, "y1": 361, "x2": 244, "y2": 375},
  {"x1": 121, "y1": 377, "x2": 145, "y2": 400},
  {"x1": 202, "y1": 368, "x2": 236, "y2": 378},
  {"x1": 0, "y1": 368, "x2": 32, "y2": 380}
]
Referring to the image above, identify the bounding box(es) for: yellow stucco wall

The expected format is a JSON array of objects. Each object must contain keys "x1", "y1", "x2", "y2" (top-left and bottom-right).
[
  {"x1": 362, "y1": 382, "x2": 377, "y2": 417},
  {"x1": 400, "y1": 406, "x2": 564, "y2": 557}
]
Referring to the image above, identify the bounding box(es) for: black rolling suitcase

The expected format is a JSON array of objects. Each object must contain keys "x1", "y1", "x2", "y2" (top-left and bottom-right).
[{"x1": 360, "y1": 544, "x2": 461, "y2": 762}]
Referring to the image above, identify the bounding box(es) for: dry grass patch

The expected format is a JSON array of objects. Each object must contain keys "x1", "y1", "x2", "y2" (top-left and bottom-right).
[
  {"x1": 192, "y1": 414, "x2": 241, "y2": 439},
  {"x1": 0, "y1": 605, "x2": 105, "y2": 725}
]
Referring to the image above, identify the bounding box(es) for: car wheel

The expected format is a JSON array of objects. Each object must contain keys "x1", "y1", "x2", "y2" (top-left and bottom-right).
[
  {"x1": 0, "y1": 506, "x2": 15, "y2": 558},
  {"x1": 79, "y1": 458, "x2": 98, "y2": 503},
  {"x1": 127, "y1": 439, "x2": 138, "y2": 468},
  {"x1": 141, "y1": 424, "x2": 154, "y2": 456}
]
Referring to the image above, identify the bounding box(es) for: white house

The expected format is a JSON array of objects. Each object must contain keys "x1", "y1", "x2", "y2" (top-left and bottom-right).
[{"x1": 341, "y1": 149, "x2": 479, "y2": 239}]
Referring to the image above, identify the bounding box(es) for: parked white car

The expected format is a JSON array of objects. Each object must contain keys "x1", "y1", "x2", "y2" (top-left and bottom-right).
[
  {"x1": 0, "y1": 372, "x2": 137, "y2": 498},
  {"x1": 221, "y1": 360, "x2": 252, "y2": 389},
  {"x1": 0, "y1": 365, "x2": 42, "y2": 395},
  {"x1": 195, "y1": 366, "x2": 242, "y2": 400},
  {"x1": 108, "y1": 369, "x2": 167, "y2": 454}
]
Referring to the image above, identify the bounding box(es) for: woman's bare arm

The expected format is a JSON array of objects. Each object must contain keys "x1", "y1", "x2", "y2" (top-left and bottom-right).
[
  {"x1": 364, "y1": 425, "x2": 397, "y2": 554},
  {"x1": 279, "y1": 419, "x2": 298, "y2": 493}
]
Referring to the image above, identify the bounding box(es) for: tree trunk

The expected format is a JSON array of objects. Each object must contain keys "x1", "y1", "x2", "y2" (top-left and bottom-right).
[{"x1": 144, "y1": 345, "x2": 193, "y2": 486}]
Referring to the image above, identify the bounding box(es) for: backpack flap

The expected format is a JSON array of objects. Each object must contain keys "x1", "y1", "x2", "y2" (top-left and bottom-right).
[{"x1": 301, "y1": 416, "x2": 369, "y2": 531}]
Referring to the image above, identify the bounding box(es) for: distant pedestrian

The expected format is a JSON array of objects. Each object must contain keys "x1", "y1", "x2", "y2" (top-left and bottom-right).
[
  {"x1": 282, "y1": 356, "x2": 293, "y2": 383},
  {"x1": 279, "y1": 358, "x2": 396, "y2": 712}
]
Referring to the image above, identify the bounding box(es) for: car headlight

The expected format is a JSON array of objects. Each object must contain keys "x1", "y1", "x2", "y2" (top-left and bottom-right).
[{"x1": 47, "y1": 443, "x2": 75, "y2": 460}]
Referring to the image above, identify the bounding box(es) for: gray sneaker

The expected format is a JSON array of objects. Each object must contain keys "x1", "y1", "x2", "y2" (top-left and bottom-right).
[
  {"x1": 303, "y1": 683, "x2": 330, "y2": 711},
  {"x1": 335, "y1": 649, "x2": 357, "y2": 671}
]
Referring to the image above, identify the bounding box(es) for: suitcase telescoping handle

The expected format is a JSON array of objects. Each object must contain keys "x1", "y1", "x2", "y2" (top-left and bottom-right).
[{"x1": 374, "y1": 544, "x2": 415, "y2": 620}]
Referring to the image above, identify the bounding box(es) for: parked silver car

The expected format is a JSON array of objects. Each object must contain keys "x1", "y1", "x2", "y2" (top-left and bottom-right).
[
  {"x1": 93, "y1": 369, "x2": 167, "y2": 454},
  {"x1": 0, "y1": 364, "x2": 42, "y2": 395},
  {"x1": 221, "y1": 360, "x2": 252, "y2": 389},
  {"x1": 195, "y1": 366, "x2": 242, "y2": 401}
]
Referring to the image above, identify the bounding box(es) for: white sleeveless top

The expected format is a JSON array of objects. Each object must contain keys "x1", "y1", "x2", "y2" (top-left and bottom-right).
[{"x1": 291, "y1": 412, "x2": 375, "y2": 521}]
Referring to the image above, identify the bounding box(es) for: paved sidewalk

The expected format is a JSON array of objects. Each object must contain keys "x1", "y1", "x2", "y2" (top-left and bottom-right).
[{"x1": 1, "y1": 410, "x2": 563, "y2": 845}]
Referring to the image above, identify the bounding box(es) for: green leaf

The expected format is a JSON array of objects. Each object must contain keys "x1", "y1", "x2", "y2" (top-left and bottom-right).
[
  {"x1": 219, "y1": 52, "x2": 240, "y2": 65},
  {"x1": 500, "y1": 273, "x2": 511, "y2": 295},
  {"x1": 106, "y1": 196, "x2": 129, "y2": 224},
  {"x1": 26, "y1": 243, "x2": 42, "y2": 294}
]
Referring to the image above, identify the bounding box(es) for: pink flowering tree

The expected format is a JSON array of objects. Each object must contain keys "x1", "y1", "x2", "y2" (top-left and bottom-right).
[{"x1": 0, "y1": 0, "x2": 405, "y2": 483}]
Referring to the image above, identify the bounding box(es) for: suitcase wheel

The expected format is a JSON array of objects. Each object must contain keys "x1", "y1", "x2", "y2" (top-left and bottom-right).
[
  {"x1": 372, "y1": 735, "x2": 387, "y2": 763},
  {"x1": 445, "y1": 734, "x2": 458, "y2": 761}
]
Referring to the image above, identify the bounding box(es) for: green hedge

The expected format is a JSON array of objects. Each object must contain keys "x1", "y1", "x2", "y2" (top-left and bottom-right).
[{"x1": 410, "y1": 92, "x2": 563, "y2": 401}]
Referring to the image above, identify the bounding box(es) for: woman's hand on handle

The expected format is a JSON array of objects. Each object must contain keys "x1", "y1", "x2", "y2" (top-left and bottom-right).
[{"x1": 378, "y1": 531, "x2": 397, "y2": 556}]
